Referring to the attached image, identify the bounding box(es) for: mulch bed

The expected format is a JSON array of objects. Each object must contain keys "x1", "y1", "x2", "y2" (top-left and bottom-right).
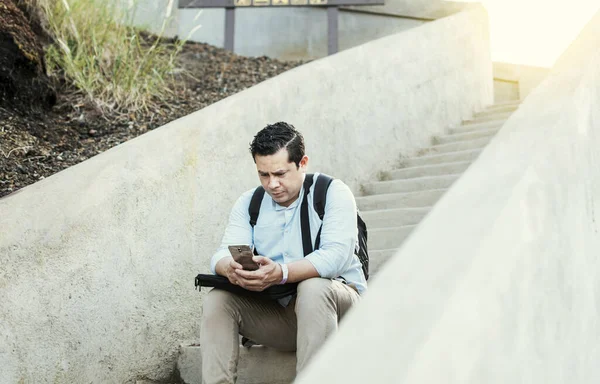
[{"x1": 0, "y1": 41, "x2": 305, "y2": 198}]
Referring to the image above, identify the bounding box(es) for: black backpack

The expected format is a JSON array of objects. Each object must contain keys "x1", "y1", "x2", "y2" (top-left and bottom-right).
[{"x1": 248, "y1": 173, "x2": 369, "y2": 281}]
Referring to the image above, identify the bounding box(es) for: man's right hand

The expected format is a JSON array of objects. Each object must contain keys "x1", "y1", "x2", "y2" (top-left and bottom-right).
[{"x1": 215, "y1": 257, "x2": 244, "y2": 285}]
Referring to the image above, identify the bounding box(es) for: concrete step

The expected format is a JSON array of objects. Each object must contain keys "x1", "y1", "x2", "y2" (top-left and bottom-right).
[
  {"x1": 402, "y1": 149, "x2": 481, "y2": 167},
  {"x1": 464, "y1": 110, "x2": 513, "y2": 123},
  {"x1": 480, "y1": 104, "x2": 518, "y2": 114},
  {"x1": 356, "y1": 189, "x2": 446, "y2": 211},
  {"x1": 449, "y1": 119, "x2": 505, "y2": 134},
  {"x1": 369, "y1": 225, "x2": 416, "y2": 250},
  {"x1": 386, "y1": 161, "x2": 472, "y2": 180},
  {"x1": 424, "y1": 137, "x2": 491, "y2": 154},
  {"x1": 178, "y1": 344, "x2": 296, "y2": 384},
  {"x1": 369, "y1": 248, "x2": 398, "y2": 276},
  {"x1": 490, "y1": 99, "x2": 521, "y2": 108},
  {"x1": 473, "y1": 108, "x2": 515, "y2": 119},
  {"x1": 362, "y1": 174, "x2": 459, "y2": 195},
  {"x1": 434, "y1": 128, "x2": 498, "y2": 145},
  {"x1": 360, "y1": 207, "x2": 430, "y2": 228}
]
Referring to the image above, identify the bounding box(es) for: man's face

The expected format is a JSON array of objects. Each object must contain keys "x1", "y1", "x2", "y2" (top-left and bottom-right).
[{"x1": 255, "y1": 148, "x2": 308, "y2": 207}]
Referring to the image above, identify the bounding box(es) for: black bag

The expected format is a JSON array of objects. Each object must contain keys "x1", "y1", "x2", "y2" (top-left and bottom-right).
[
  {"x1": 250, "y1": 173, "x2": 369, "y2": 280},
  {"x1": 194, "y1": 274, "x2": 298, "y2": 300}
]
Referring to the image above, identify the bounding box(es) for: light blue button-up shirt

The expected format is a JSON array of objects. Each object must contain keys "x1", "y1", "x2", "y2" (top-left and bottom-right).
[{"x1": 211, "y1": 173, "x2": 367, "y2": 295}]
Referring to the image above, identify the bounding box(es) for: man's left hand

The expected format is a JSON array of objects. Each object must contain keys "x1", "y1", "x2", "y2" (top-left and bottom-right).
[{"x1": 233, "y1": 256, "x2": 283, "y2": 292}]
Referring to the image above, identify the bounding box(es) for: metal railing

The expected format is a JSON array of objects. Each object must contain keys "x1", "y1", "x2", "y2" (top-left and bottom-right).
[{"x1": 179, "y1": 0, "x2": 385, "y2": 55}]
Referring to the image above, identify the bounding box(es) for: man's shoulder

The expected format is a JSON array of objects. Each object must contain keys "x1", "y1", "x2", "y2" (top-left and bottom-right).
[
  {"x1": 234, "y1": 187, "x2": 261, "y2": 208},
  {"x1": 314, "y1": 173, "x2": 353, "y2": 199},
  {"x1": 315, "y1": 172, "x2": 349, "y2": 187}
]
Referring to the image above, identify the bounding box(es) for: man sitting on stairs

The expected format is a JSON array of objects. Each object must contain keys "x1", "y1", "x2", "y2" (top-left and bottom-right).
[{"x1": 200, "y1": 122, "x2": 367, "y2": 383}]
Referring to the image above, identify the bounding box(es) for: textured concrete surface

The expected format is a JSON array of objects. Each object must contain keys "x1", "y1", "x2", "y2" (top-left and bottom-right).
[
  {"x1": 296, "y1": 10, "x2": 600, "y2": 384},
  {"x1": 343, "y1": 0, "x2": 472, "y2": 20},
  {"x1": 361, "y1": 101, "x2": 519, "y2": 278},
  {"x1": 178, "y1": 8, "x2": 423, "y2": 60},
  {"x1": 0, "y1": 6, "x2": 491, "y2": 383},
  {"x1": 493, "y1": 62, "x2": 551, "y2": 103},
  {"x1": 493, "y1": 78, "x2": 520, "y2": 103}
]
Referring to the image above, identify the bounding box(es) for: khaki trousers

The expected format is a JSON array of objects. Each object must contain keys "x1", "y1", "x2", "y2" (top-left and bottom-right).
[{"x1": 200, "y1": 277, "x2": 360, "y2": 384}]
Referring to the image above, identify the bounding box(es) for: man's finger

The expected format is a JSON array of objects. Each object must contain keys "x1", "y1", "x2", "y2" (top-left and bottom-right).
[
  {"x1": 244, "y1": 285, "x2": 266, "y2": 292},
  {"x1": 235, "y1": 276, "x2": 259, "y2": 289},
  {"x1": 252, "y1": 256, "x2": 272, "y2": 265},
  {"x1": 229, "y1": 260, "x2": 243, "y2": 270},
  {"x1": 235, "y1": 268, "x2": 263, "y2": 280},
  {"x1": 237, "y1": 278, "x2": 265, "y2": 291}
]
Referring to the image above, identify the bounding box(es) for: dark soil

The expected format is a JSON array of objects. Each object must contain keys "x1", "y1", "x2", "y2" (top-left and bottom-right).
[
  {"x1": 0, "y1": 41, "x2": 306, "y2": 198},
  {"x1": 0, "y1": 0, "x2": 56, "y2": 112}
]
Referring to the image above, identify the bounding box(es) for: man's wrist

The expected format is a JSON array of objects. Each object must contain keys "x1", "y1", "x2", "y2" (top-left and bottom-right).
[
  {"x1": 278, "y1": 263, "x2": 288, "y2": 285},
  {"x1": 215, "y1": 256, "x2": 233, "y2": 277}
]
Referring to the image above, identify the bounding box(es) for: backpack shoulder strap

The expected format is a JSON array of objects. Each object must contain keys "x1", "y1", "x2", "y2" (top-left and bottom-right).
[
  {"x1": 313, "y1": 173, "x2": 334, "y2": 220},
  {"x1": 300, "y1": 174, "x2": 315, "y2": 256},
  {"x1": 248, "y1": 186, "x2": 266, "y2": 227},
  {"x1": 313, "y1": 174, "x2": 334, "y2": 251}
]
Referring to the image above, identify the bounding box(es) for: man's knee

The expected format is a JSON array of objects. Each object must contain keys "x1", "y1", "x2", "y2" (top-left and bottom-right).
[
  {"x1": 295, "y1": 278, "x2": 335, "y2": 313},
  {"x1": 297, "y1": 277, "x2": 333, "y2": 296},
  {"x1": 202, "y1": 288, "x2": 240, "y2": 321}
]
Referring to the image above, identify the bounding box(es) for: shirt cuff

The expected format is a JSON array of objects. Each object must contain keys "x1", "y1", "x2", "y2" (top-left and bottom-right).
[{"x1": 210, "y1": 248, "x2": 232, "y2": 274}]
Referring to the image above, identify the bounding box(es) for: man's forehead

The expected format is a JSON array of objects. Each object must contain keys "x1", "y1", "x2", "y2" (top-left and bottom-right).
[{"x1": 256, "y1": 164, "x2": 292, "y2": 174}]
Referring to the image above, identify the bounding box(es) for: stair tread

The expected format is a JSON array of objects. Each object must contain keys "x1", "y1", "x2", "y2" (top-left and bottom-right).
[
  {"x1": 360, "y1": 206, "x2": 431, "y2": 215},
  {"x1": 488, "y1": 100, "x2": 521, "y2": 107},
  {"x1": 406, "y1": 148, "x2": 481, "y2": 160},
  {"x1": 428, "y1": 136, "x2": 491, "y2": 150},
  {"x1": 451, "y1": 119, "x2": 506, "y2": 131},
  {"x1": 462, "y1": 117, "x2": 509, "y2": 126},
  {"x1": 438, "y1": 127, "x2": 498, "y2": 140},
  {"x1": 356, "y1": 188, "x2": 447, "y2": 199},
  {"x1": 370, "y1": 224, "x2": 418, "y2": 231},
  {"x1": 392, "y1": 160, "x2": 471, "y2": 172},
  {"x1": 367, "y1": 173, "x2": 460, "y2": 186}
]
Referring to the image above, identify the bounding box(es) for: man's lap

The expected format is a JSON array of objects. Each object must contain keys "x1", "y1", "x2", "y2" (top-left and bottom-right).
[{"x1": 201, "y1": 277, "x2": 359, "y2": 349}]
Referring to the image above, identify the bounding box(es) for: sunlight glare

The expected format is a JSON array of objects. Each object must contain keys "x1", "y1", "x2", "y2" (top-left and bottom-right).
[{"x1": 452, "y1": 0, "x2": 600, "y2": 67}]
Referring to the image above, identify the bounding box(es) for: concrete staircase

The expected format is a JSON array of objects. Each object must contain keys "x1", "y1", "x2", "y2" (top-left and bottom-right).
[
  {"x1": 360, "y1": 100, "x2": 520, "y2": 278},
  {"x1": 177, "y1": 100, "x2": 521, "y2": 384}
]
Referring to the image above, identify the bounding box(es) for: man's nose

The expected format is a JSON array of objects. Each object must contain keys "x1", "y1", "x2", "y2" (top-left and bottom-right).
[{"x1": 268, "y1": 177, "x2": 280, "y2": 189}]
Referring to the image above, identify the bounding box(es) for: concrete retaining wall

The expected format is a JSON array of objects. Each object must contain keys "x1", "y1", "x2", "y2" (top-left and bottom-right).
[
  {"x1": 493, "y1": 62, "x2": 551, "y2": 103},
  {"x1": 297, "y1": 9, "x2": 600, "y2": 384},
  {"x1": 0, "y1": 5, "x2": 491, "y2": 383}
]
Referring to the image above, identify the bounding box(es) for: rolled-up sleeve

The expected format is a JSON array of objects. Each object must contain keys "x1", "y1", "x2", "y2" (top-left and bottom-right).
[
  {"x1": 305, "y1": 180, "x2": 358, "y2": 278},
  {"x1": 210, "y1": 190, "x2": 254, "y2": 274}
]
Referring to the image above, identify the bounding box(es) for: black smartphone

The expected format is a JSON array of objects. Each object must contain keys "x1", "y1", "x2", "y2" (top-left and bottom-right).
[{"x1": 228, "y1": 245, "x2": 259, "y2": 271}]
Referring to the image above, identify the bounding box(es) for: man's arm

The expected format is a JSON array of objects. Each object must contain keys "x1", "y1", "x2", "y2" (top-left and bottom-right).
[
  {"x1": 233, "y1": 258, "x2": 319, "y2": 291},
  {"x1": 210, "y1": 190, "x2": 254, "y2": 276},
  {"x1": 304, "y1": 179, "x2": 357, "y2": 278},
  {"x1": 233, "y1": 179, "x2": 357, "y2": 291}
]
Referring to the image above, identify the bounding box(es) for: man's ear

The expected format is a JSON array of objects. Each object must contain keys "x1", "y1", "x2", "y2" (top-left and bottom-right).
[{"x1": 299, "y1": 155, "x2": 309, "y2": 171}]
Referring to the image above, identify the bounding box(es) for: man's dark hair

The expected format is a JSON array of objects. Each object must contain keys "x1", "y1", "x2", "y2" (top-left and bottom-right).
[{"x1": 249, "y1": 122, "x2": 305, "y2": 167}]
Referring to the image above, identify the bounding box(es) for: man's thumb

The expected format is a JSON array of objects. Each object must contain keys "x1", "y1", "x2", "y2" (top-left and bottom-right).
[{"x1": 252, "y1": 255, "x2": 269, "y2": 264}]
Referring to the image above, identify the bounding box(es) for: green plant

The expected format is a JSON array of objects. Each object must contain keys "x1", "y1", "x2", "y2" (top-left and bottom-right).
[{"x1": 36, "y1": 0, "x2": 194, "y2": 113}]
